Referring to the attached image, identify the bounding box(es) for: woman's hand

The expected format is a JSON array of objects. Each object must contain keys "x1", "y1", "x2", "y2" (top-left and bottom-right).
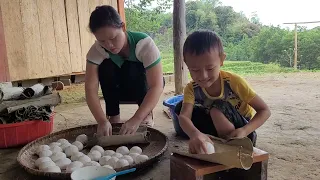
[
  {"x1": 97, "y1": 120, "x2": 112, "y2": 136},
  {"x1": 86, "y1": 62, "x2": 112, "y2": 135},
  {"x1": 119, "y1": 117, "x2": 140, "y2": 135}
]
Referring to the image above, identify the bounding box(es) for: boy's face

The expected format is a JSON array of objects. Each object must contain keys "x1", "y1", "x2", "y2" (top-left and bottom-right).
[{"x1": 185, "y1": 48, "x2": 225, "y2": 88}]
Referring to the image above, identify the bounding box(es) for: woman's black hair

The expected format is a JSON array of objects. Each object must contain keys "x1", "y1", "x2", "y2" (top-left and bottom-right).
[
  {"x1": 183, "y1": 30, "x2": 224, "y2": 60},
  {"x1": 89, "y1": 5, "x2": 123, "y2": 33}
]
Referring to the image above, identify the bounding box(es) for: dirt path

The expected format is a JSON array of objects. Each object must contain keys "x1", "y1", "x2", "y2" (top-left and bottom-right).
[
  {"x1": 245, "y1": 73, "x2": 320, "y2": 180},
  {"x1": 1, "y1": 72, "x2": 319, "y2": 180}
]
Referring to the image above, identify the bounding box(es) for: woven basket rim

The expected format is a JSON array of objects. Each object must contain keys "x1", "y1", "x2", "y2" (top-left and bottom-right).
[{"x1": 17, "y1": 124, "x2": 169, "y2": 178}]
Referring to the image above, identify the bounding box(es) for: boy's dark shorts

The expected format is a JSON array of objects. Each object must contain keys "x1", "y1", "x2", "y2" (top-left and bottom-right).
[{"x1": 174, "y1": 99, "x2": 257, "y2": 146}]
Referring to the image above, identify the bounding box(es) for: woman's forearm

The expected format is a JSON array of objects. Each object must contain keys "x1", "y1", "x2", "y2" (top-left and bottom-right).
[
  {"x1": 85, "y1": 87, "x2": 107, "y2": 124},
  {"x1": 132, "y1": 86, "x2": 163, "y2": 122}
]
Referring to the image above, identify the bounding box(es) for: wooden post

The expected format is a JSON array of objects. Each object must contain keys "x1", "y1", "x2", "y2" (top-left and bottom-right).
[
  {"x1": 117, "y1": 0, "x2": 126, "y2": 31},
  {"x1": 294, "y1": 23, "x2": 298, "y2": 69},
  {"x1": 283, "y1": 21, "x2": 320, "y2": 69},
  {"x1": 173, "y1": 0, "x2": 188, "y2": 94}
]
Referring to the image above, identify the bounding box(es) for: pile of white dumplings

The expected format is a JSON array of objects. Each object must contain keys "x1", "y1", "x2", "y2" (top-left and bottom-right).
[{"x1": 34, "y1": 134, "x2": 149, "y2": 173}]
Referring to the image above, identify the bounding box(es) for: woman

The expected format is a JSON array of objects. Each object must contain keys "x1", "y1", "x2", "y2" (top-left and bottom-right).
[{"x1": 85, "y1": 5, "x2": 164, "y2": 136}]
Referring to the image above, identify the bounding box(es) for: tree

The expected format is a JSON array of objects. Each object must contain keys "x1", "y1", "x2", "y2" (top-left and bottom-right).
[
  {"x1": 214, "y1": 6, "x2": 236, "y2": 36},
  {"x1": 298, "y1": 27, "x2": 320, "y2": 69},
  {"x1": 124, "y1": 0, "x2": 172, "y2": 13},
  {"x1": 185, "y1": 0, "x2": 219, "y2": 33},
  {"x1": 124, "y1": 0, "x2": 172, "y2": 37},
  {"x1": 250, "y1": 11, "x2": 261, "y2": 25}
]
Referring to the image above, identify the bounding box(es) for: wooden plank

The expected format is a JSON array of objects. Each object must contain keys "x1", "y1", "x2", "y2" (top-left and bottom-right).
[
  {"x1": 294, "y1": 24, "x2": 298, "y2": 69},
  {"x1": 252, "y1": 147, "x2": 269, "y2": 163},
  {"x1": 171, "y1": 154, "x2": 229, "y2": 176},
  {"x1": 111, "y1": 0, "x2": 118, "y2": 10},
  {"x1": 65, "y1": 0, "x2": 83, "y2": 72},
  {"x1": 89, "y1": 0, "x2": 100, "y2": 13},
  {"x1": 77, "y1": 0, "x2": 92, "y2": 71},
  {"x1": 100, "y1": 0, "x2": 109, "y2": 5},
  {"x1": 0, "y1": 4, "x2": 9, "y2": 82},
  {"x1": 1, "y1": 0, "x2": 28, "y2": 81},
  {"x1": 20, "y1": 0, "x2": 43, "y2": 80},
  {"x1": 171, "y1": 155, "x2": 203, "y2": 180},
  {"x1": 36, "y1": 0, "x2": 58, "y2": 77},
  {"x1": 0, "y1": 92, "x2": 61, "y2": 114},
  {"x1": 171, "y1": 155, "x2": 268, "y2": 180},
  {"x1": 102, "y1": 0, "x2": 115, "y2": 6},
  {"x1": 171, "y1": 147, "x2": 269, "y2": 176},
  {"x1": 88, "y1": 0, "x2": 100, "y2": 50},
  {"x1": 51, "y1": 0, "x2": 72, "y2": 75}
]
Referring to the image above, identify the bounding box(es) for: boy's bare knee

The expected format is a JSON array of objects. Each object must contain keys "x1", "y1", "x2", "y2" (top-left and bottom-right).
[
  {"x1": 210, "y1": 107, "x2": 234, "y2": 137},
  {"x1": 210, "y1": 107, "x2": 223, "y2": 117}
]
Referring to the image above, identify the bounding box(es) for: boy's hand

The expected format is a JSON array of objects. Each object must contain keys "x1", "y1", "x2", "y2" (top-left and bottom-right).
[
  {"x1": 189, "y1": 132, "x2": 212, "y2": 154},
  {"x1": 228, "y1": 127, "x2": 249, "y2": 139}
]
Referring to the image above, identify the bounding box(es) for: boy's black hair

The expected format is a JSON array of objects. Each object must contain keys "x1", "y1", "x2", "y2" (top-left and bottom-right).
[
  {"x1": 89, "y1": 5, "x2": 123, "y2": 33},
  {"x1": 183, "y1": 30, "x2": 224, "y2": 60}
]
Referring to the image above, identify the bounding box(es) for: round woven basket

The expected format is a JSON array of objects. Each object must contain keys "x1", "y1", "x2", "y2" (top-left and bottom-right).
[{"x1": 17, "y1": 123, "x2": 169, "y2": 179}]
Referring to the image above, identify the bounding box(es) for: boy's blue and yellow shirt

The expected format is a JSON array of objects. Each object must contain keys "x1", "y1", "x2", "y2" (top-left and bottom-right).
[{"x1": 183, "y1": 70, "x2": 256, "y2": 120}]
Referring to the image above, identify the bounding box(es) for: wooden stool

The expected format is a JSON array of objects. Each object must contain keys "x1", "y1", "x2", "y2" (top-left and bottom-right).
[{"x1": 170, "y1": 147, "x2": 269, "y2": 180}]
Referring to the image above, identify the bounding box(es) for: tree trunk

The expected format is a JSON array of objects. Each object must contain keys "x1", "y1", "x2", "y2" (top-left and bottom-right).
[{"x1": 173, "y1": 0, "x2": 188, "y2": 94}]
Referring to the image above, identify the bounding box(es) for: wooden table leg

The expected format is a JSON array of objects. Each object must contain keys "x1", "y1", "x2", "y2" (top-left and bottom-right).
[
  {"x1": 170, "y1": 155, "x2": 203, "y2": 180},
  {"x1": 261, "y1": 159, "x2": 268, "y2": 180}
]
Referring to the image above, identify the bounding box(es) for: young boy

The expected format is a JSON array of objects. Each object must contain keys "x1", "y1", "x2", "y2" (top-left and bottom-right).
[{"x1": 176, "y1": 30, "x2": 271, "y2": 154}]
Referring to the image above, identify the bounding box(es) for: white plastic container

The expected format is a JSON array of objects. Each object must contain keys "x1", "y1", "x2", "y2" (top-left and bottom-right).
[{"x1": 71, "y1": 166, "x2": 116, "y2": 180}]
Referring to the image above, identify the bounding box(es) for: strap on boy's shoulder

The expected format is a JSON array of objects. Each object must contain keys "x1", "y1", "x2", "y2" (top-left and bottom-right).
[
  {"x1": 192, "y1": 81, "x2": 199, "y2": 88},
  {"x1": 191, "y1": 82, "x2": 203, "y2": 101}
]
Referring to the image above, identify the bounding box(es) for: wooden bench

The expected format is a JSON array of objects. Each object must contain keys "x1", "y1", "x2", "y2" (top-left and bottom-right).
[{"x1": 170, "y1": 147, "x2": 269, "y2": 180}]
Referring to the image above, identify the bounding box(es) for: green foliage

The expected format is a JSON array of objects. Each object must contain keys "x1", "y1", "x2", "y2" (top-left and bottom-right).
[
  {"x1": 125, "y1": 0, "x2": 320, "y2": 71},
  {"x1": 227, "y1": 26, "x2": 320, "y2": 69},
  {"x1": 124, "y1": 0, "x2": 172, "y2": 13},
  {"x1": 185, "y1": 0, "x2": 219, "y2": 32}
]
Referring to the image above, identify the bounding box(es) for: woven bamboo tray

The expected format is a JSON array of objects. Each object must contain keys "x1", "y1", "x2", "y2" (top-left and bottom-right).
[{"x1": 17, "y1": 123, "x2": 169, "y2": 179}]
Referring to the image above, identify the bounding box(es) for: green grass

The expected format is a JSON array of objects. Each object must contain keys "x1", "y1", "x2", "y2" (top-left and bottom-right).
[
  {"x1": 161, "y1": 53, "x2": 174, "y2": 74},
  {"x1": 160, "y1": 52, "x2": 318, "y2": 75},
  {"x1": 221, "y1": 61, "x2": 298, "y2": 75}
]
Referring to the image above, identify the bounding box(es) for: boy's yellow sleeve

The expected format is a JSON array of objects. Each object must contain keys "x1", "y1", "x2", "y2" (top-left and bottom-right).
[
  {"x1": 230, "y1": 75, "x2": 256, "y2": 103},
  {"x1": 183, "y1": 82, "x2": 195, "y2": 104}
]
